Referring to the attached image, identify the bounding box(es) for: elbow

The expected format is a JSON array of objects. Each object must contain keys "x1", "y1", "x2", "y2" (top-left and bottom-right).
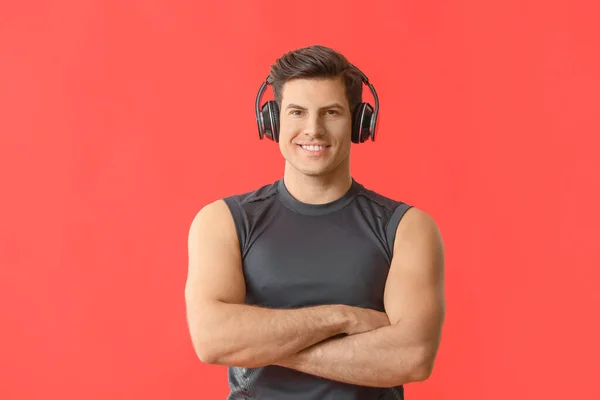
[
  {"x1": 197, "y1": 350, "x2": 218, "y2": 365},
  {"x1": 390, "y1": 348, "x2": 437, "y2": 386},
  {"x1": 195, "y1": 347, "x2": 219, "y2": 365},
  {"x1": 194, "y1": 345, "x2": 263, "y2": 368},
  {"x1": 188, "y1": 321, "x2": 227, "y2": 365},
  {"x1": 190, "y1": 332, "x2": 220, "y2": 365},
  {"x1": 407, "y1": 360, "x2": 435, "y2": 382},
  {"x1": 190, "y1": 333, "x2": 261, "y2": 368},
  {"x1": 406, "y1": 349, "x2": 437, "y2": 383},
  {"x1": 187, "y1": 310, "x2": 228, "y2": 364},
  {"x1": 192, "y1": 338, "x2": 236, "y2": 366}
]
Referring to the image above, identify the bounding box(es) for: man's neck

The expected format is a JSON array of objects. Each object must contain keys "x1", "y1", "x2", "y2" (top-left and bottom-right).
[{"x1": 282, "y1": 164, "x2": 353, "y2": 205}]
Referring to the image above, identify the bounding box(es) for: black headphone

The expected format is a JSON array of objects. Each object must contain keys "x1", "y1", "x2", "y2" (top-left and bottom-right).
[{"x1": 255, "y1": 64, "x2": 380, "y2": 144}]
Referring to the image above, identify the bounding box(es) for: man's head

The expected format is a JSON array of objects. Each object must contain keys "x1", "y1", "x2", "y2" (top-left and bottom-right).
[{"x1": 268, "y1": 45, "x2": 363, "y2": 179}]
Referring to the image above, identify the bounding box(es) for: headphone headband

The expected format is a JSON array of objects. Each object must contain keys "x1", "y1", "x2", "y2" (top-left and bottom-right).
[{"x1": 255, "y1": 78, "x2": 271, "y2": 139}]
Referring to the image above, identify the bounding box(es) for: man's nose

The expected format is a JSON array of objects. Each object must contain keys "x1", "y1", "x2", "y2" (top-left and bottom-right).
[{"x1": 302, "y1": 114, "x2": 325, "y2": 137}]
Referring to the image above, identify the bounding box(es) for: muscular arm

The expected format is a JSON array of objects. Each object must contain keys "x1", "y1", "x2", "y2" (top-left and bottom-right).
[
  {"x1": 275, "y1": 207, "x2": 446, "y2": 388},
  {"x1": 184, "y1": 200, "x2": 354, "y2": 368}
]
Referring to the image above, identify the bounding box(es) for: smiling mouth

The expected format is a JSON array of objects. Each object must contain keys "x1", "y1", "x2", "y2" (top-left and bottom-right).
[{"x1": 298, "y1": 144, "x2": 330, "y2": 151}]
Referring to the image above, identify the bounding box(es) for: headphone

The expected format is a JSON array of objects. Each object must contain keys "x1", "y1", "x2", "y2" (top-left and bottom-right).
[{"x1": 255, "y1": 64, "x2": 380, "y2": 144}]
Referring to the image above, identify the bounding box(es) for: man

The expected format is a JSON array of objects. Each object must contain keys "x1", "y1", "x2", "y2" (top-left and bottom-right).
[{"x1": 185, "y1": 45, "x2": 445, "y2": 399}]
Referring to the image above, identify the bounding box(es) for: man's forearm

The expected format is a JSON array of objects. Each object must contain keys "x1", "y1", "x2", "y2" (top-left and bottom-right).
[
  {"x1": 191, "y1": 302, "x2": 351, "y2": 368},
  {"x1": 274, "y1": 324, "x2": 434, "y2": 388}
]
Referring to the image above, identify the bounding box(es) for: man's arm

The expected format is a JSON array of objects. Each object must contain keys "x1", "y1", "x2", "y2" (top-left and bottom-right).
[
  {"x1": 275, "y1": 207, "x2": 446, "y2": 388},
  {"x1": 185, "y1": 199, "x2": 372, "y2": 368}
]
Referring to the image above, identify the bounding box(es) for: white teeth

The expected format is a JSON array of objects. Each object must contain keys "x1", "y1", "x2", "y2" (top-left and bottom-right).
[{"x1": 301, "y1": 145, "x2": 326, "y2": 151}]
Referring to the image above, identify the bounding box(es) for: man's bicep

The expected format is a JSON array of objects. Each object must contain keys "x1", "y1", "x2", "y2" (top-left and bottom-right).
[
  {"x1": 383, "y1": 207, "x2": 445, "y2": 341},
  {"x1": 185, "y1": 199, "x2": 246, "y2": 309}
]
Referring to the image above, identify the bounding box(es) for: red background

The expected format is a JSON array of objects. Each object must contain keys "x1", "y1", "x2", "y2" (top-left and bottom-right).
[{"x1": 1, "y1": 1, "x2": 599, "y2": 399}]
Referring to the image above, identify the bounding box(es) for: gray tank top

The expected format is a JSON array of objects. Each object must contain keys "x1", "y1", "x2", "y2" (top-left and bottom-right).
[{"x1": 222, "y1": 178, "x2": 412, "y2": 400}]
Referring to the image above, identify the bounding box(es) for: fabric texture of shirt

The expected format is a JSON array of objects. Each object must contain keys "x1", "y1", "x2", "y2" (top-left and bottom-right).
[{"x1": 222, "y1": 178, "x2": 413, "y2": 400}]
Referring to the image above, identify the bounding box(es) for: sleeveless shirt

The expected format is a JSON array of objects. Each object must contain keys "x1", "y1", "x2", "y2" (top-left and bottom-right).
[{"x1": 222, "y1": 178, "x2": 413, "y2": 400}]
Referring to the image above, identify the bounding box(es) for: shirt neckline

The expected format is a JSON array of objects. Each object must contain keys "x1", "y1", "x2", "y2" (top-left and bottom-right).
[{"x1": 277, "y1": 178, "x2": 362, "y2": 216}]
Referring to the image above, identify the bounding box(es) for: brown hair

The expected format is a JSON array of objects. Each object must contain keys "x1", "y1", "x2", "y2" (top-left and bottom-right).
[{"x1": 268, "y1": 45, "x2": 364, "y2": 113}]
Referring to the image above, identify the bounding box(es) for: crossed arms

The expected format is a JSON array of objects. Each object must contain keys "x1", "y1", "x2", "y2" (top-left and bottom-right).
[{"x1": 184, "y1": 199, "x2": 445, "y2": 388}]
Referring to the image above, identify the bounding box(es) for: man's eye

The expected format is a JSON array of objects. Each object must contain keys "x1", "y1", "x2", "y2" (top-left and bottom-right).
[
  {"x1": 290, "y1": 110, "x2": 303, "y2": 116},
  {"x1": 326, "y1": 110, "x2": 339, "y2": 115}
]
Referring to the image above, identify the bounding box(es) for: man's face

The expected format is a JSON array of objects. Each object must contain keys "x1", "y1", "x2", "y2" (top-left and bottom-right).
[{"x1": 278, "y1": 77, "x2": 353, "y2": 178}]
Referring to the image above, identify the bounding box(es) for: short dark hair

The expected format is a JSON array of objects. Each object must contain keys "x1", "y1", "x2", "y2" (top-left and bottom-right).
[{"x1": 268, "y1": 45, "x2": 363, "y2": 113}]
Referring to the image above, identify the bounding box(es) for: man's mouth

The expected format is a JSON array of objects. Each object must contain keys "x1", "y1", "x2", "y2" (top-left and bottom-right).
[{"x1": 299, "y1": 144, "x2": 329, "y2": 152}]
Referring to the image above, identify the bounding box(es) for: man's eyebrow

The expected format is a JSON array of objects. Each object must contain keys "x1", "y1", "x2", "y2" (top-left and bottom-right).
[{"x1": 284, "y1": 103, "x2": 346, "y2": 111}]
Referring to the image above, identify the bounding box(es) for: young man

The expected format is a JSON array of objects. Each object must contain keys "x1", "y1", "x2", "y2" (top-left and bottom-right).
[{"x1": 185, "y1": 45, "x2": 445, "y2": 399}]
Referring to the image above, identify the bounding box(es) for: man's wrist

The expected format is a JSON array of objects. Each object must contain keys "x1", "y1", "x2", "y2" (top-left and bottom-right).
[{"x1": 333, "y1": 304, "x2": 355, "y2": 335}]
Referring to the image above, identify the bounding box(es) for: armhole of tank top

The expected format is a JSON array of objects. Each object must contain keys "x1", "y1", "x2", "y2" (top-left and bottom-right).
[
  {"x1": 385, "y1": 203, "x2": 413, "y2": 258},
  {"x1": 222, "y1": 197, "x2": 247, "y2": 257}
]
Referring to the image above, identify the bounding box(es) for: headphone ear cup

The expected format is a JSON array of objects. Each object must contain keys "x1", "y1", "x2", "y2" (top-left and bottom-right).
[
  {"x1": 351, "y1": 104, "x2": 364, "y2": 144},
  {"x1": 352, "y1": 103, "x2": 374, "y2": 144},
  {"x1": 271, "y1": 101, "x2": 280, "y2": 142},
  {"x1": 260, "y1": 101, "x2": 280, "y2": 141},
  {"x1": 260, "y1": 103, "x2": 271, "y2": 140}
]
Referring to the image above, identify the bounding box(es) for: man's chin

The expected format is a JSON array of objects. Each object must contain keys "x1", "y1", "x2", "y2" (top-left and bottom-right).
[
  {"x1": 296, "y1": 165, "x2": 334, "y2": 178},
  {"x1": 285, "y1": 157, "x2": 341, "y2": 178}
]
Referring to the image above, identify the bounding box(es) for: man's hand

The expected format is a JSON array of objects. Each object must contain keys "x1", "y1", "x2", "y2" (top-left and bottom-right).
[{"x1": 343, "y1": 306, "x2": 390, "y2": 335}]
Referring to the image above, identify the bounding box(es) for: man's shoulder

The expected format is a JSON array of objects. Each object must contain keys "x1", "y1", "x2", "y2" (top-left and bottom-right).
[
  {"x1": 354, "y1": 180, "x2": 411, "y2": 213},
  {"x1": 223, "y1": 180, "x2": 280, "y2": 206}
]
